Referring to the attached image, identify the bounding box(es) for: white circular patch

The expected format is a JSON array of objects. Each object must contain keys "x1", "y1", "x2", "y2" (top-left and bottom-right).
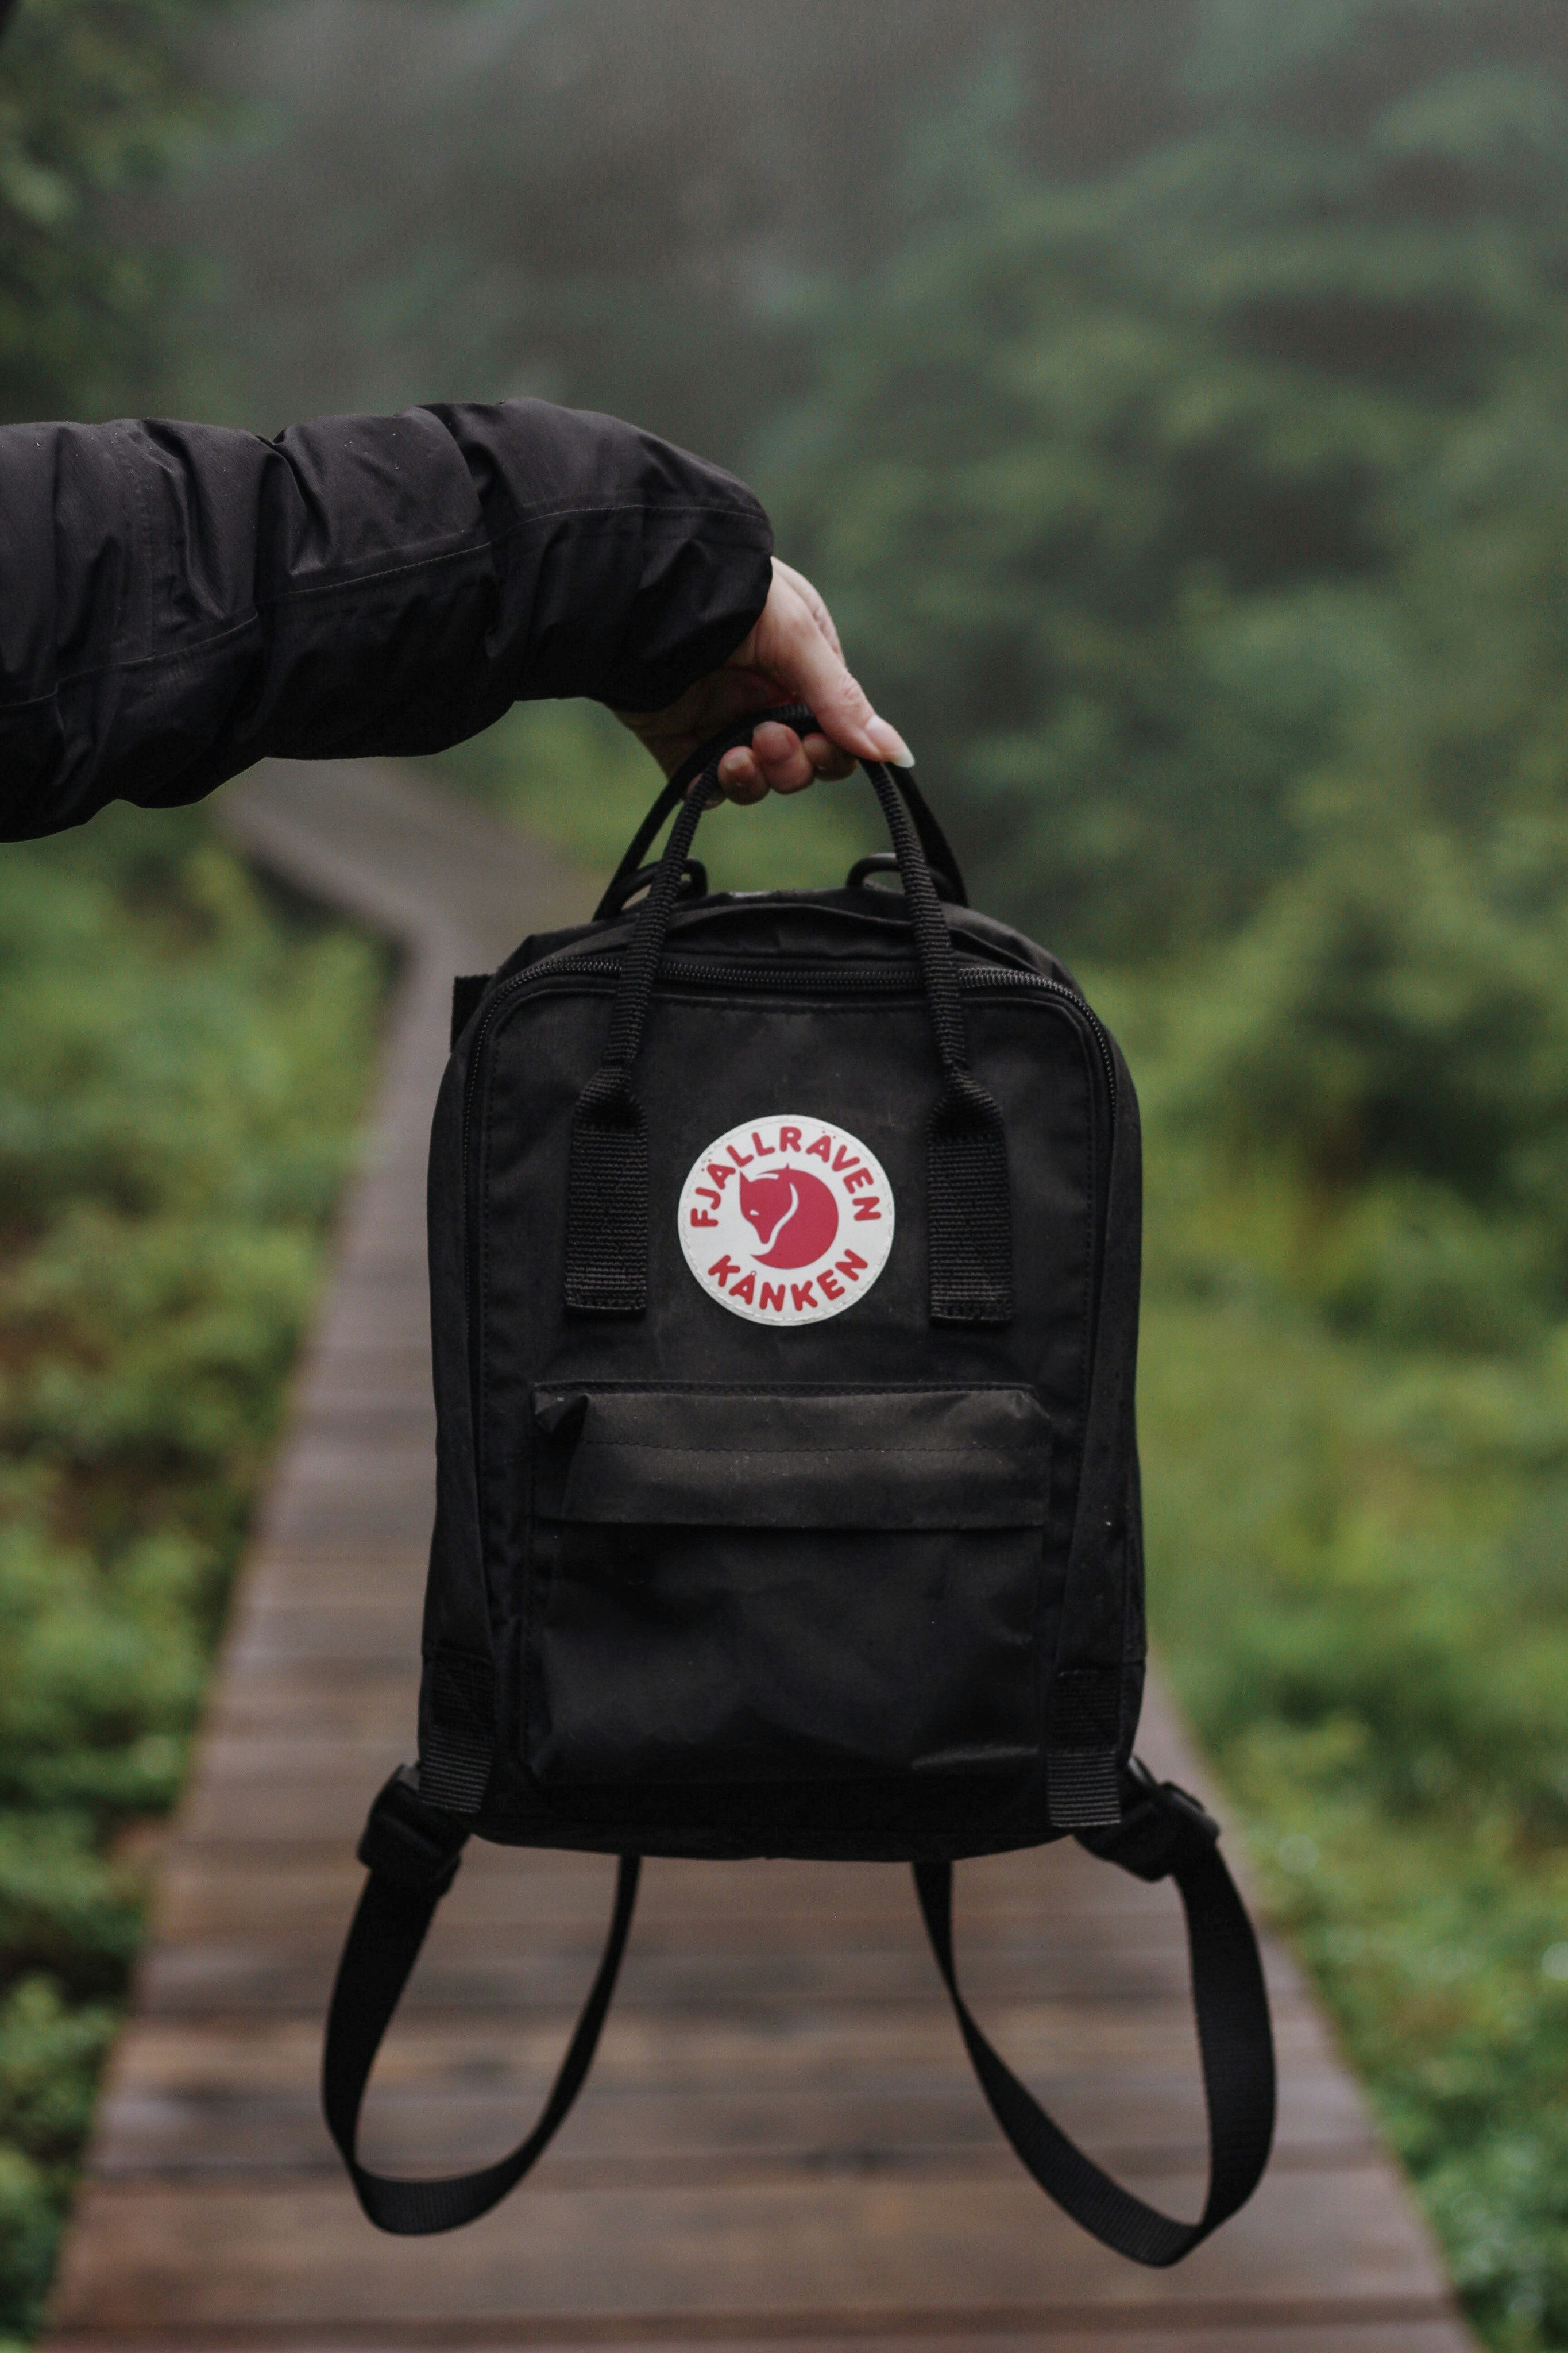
[{"x1": 678, "y1": 1115, "x2": 895, "y2": 1326}]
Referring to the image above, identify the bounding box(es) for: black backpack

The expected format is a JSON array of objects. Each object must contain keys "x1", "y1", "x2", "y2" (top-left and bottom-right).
[{"x1": 322, "y1": 706, "x2": 1277, "y2": 2261}]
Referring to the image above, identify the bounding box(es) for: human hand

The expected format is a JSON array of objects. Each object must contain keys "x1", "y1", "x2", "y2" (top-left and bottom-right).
[{"x1": 613, "y1": 558, "x2": 913, "y2": 803}]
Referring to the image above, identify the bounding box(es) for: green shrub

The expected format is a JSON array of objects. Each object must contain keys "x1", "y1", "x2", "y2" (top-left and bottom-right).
[
  {"x1": 0, "y1": 805, "x2": 381, "y2": 2334},
  {"x1": 1140, "y1": 1118, "x2": 1568, "y2": 2348}
]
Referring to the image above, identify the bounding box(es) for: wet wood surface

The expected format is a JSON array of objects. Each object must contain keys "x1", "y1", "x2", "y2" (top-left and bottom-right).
[{"x1": 44, "y1": 758, "x2": 1474, "y2": 2350}]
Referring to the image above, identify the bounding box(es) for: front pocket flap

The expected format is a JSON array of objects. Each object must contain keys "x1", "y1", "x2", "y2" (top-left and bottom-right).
[{"x1": 534, "y1": 1384, "x2": 1049, "y2": 1529}]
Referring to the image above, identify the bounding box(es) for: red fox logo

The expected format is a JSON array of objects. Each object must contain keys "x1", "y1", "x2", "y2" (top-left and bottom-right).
[{"x1": 737, "y1": 1166, "x2": 839, "y2": 1268}]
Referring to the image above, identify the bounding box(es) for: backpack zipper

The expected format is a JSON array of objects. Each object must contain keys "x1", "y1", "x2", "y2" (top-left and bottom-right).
[
  {"x1": 461, "y1": 950, "x2": 1117, "y2": 1201},
  {"x1": 459, "y1": 952, "x2": 1118, "y2": 1402}
]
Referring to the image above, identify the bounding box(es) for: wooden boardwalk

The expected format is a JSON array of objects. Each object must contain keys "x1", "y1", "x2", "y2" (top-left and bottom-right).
[{"x1": 45, "y1": 758, "x2": 1474, "y2": 2352}]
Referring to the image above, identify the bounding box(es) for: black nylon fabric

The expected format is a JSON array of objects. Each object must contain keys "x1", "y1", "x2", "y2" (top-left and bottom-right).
[
  {"x1": 526, "y1": 1383, "x2": 1051, "y2": 1793},
  {"x1": 0, "y1": 400, "x2": 771, "y2": 838},
  {"x1": 416, "y1": 711, "x2": 1133, "y2": 1858},
  {"x1": 539, "y1": 1383, "x2": 1051, "y2": 1527}
]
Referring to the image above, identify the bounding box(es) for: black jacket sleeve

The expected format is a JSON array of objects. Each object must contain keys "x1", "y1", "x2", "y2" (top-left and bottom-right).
[{"x1": 0, "y1": 399, "x2": 774, "y2": 839}]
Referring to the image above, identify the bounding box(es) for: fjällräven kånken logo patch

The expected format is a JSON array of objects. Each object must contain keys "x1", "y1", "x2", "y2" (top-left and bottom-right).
[{"x1": 677, "y1": 1114, "x2": 894, "y2": 1324}]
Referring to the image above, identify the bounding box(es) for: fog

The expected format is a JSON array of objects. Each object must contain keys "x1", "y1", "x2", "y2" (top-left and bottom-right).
[{"x1": 146, "y1": 0, "x2": 1185, "y2": 453}]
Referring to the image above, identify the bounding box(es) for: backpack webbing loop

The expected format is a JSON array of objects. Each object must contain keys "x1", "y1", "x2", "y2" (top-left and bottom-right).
[
  {"x1": 915, "y1": 1762, "x2": 1276, "y2": 2266},
  {"x1": 1043, "y1": 1664, "x2": 1124, "y2": 1829},
  {"x1": 563, "y1": 1066, "x2": 651, "y2": 1316},
  {"x1": 323, "y1": 1769, "x2": 639, "y2": 2236},
  {"x1": 418, "y1": 1652, "x2": 498, "y2": 1817}
]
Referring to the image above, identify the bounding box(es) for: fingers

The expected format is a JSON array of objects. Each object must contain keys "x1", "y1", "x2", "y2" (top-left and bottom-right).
[
  {"x1": 706, "y1": 723, "x2": 858, "y2": 804},
  {"x1": 771, "y1": 559, "x2": 845, "y2": 662},
  {"x1": 759, "y1": 569, "x2": 914, "y2": 769},
  {"x1": 666, "y1": 557, "x2": 915, "y2": 802},
  {"x1": 801, "y1": 731, "x2": 856, "y2": 782},
  {"x1": 713, "y1": 746, "x2": 768, "y2": 804},
  {"x1": 715, "y1": 722, "x2": 821, "y2": 803},
  {"x1": 789, "y1": 633, "x2": 914, "y2": 770}
]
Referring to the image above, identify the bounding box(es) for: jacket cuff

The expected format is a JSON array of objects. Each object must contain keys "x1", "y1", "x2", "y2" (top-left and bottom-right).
[{"x1": 424, "y1": 399, "x2": 774, "y2": 712}]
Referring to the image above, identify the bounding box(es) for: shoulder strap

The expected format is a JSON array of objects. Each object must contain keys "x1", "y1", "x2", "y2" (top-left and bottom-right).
[
  {"x1": 915, "y1": 1764, "x2": 1275, "y2": 2264},
  {"x1": 322, "y1": 1770, "x2": 640, "y2": 2235}
]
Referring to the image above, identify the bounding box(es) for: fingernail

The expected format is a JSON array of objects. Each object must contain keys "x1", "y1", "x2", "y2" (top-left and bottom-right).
[{"x1": 867, "y1": 719, "x2": 916, "y2": 768}]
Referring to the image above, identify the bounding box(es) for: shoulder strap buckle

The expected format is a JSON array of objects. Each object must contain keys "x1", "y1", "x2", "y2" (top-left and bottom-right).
[
  {"x1": 356, "y1": 1765, "x2": 468, "y2": 1897},
  {"x1": 1077, "y1": 1756, "x2": 1220, "y2": 1883}
]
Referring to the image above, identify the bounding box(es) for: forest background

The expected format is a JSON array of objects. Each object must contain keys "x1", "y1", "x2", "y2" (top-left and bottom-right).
[{"x1": 6, "y1": 1, "x2": 1568, "y2": 2346}]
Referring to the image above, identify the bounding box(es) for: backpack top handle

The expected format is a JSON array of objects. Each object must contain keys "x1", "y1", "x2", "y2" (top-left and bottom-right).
[
  {"x1": 593, "y1": 701, "x2": 970, "y2": 920},
  {"x1": 562, "y1": 709, "x2": 1011, "y2": 1326}
]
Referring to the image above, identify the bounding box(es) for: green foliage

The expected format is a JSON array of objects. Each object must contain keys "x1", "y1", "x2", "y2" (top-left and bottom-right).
[
  {"x1": 0, "y1": 0, "x2": 226, "y2": 421},
  {"x1": 0, "y1": 809, "x2": 380, "y2": 2333},
  {"x1": 1137, "y1": 1120, "x2": 1568, "y2": 2349},
  {"x1": 0, "y1": 2, "x2": 391, "y2": 2332}
]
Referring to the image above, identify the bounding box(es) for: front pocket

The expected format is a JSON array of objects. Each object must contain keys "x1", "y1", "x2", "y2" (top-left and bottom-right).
[{"x1": 524, "y1": 1384, "x2": 1050, "y2": 1792}]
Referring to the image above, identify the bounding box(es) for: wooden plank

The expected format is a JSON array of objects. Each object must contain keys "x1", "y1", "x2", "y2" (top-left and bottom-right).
[
  {"x1": 91, "y1": 2022, "x2": 1372, "y2": 2180},
  {"x1": 91, "y1": 1997, "x2": 1353, "y2": 2101},
  {"x1": 216, "y1": 1608, "x2": 423, "y2": 1676},
  {"x1": 205, "y1": 1691, "x2": 407, "y2": 1745},
  {"x1": 91, "y1": 1987, "x2": 1346, "y2": 2110},
  {"x1": 129, "y1": 1836, "x2": 1319, "y2": 2009},
  {"x1": 47, "y1": 2167, "x2": 1457, "y2": 2332},
  {"x1": 43, "y1": 2328, "x2": 1483, "y2": 2353},
  {"x1": 140, "y1": 1847, "x2": 1280, "y2": 1938},
  {"x1": 131, "y1": 1942, "x2": 1278, "y2": 2016}
]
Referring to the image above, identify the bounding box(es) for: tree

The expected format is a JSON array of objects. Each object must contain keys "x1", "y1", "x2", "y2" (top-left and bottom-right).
[
  {"x1": 0, "y1": 0, "x2": 222, "y2": 422},
  {"x1": 763, "y1": 5, "x2": 1568, "y2": 964}
]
